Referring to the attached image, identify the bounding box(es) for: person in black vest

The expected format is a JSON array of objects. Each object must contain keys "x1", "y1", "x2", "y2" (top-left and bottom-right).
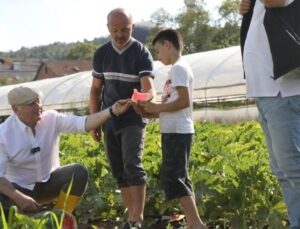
[{"x1": 240, "y1": 0, "x2": 300, "y2": 227}]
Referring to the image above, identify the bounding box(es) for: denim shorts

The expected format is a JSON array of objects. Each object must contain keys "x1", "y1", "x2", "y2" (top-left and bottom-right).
[
  {"x1": 161, "y1": 133, "x2": 193, "y2": 201},
  {"x1": 103, "y1": 125, "x2": 147, "y2": 188}
]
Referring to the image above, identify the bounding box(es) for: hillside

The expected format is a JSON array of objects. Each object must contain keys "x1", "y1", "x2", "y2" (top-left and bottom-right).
[{"x1": 0, "y1": 36, "x2": 109, "y2": 60}]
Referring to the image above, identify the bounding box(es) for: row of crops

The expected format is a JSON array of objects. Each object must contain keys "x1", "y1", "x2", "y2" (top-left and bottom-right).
[{"x1": 59, "y1": 121, "x2": 288, "y2": 228}]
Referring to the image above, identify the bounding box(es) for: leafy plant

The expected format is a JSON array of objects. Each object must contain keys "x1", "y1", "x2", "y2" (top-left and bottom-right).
[
  {"x1": 0, "y1": 204, "x2": 62, "y2": 229},
  {"x1": 58, "y1": 121, "x2": 288, "y2": 228},
  {"x1": 1, "y1": 121, "x2": 289, "y2": 228},
  {"x1": 190, "y1": 121, "x2": 288, "y2": 228},
  {"x1": 0, "y1": 177, "x2": 75, "y2": 229}
]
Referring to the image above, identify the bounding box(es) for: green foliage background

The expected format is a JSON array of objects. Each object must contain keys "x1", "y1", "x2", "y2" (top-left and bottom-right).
[{"x1": 59, "y1": 121, "x2": 288, "y2": 228}]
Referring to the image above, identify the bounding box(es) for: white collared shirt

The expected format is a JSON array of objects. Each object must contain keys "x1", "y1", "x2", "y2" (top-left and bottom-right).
[
  {"x1": 0, "y1": 110, "x2": 86, "y2": 190},
  {"x1": 243, "y1": 0, "x2": 300, "y2": 98}
]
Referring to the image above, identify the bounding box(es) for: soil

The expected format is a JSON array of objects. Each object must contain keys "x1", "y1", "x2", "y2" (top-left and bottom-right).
[
  {"x1": 78, "y1": 221, "x2": 121, "y2": 229},
  {"x1": 77, "y1": 218, "x2": 187, "y2": 229}
]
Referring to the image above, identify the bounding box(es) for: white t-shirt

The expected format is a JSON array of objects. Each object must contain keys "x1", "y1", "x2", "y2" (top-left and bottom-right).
[
  {"x1": 243, "y1": 0, "x2": 300, "y2": 98},
  {"x1": 159, "y1": 58, "x2": 194, "y2": 134},
  {"x1": 0, "y1": 110, "x2": 86, "y2": 190}
]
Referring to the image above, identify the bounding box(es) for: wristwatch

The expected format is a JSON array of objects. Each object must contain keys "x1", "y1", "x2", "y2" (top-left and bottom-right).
[{"x1": 109, "y1": 106, "x2": 117, "y2": 117}]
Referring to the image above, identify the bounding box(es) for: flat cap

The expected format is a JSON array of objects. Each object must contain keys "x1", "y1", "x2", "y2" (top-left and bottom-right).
[{"x1": 8, "y1": 86, "x2": 41, "y2": 106}]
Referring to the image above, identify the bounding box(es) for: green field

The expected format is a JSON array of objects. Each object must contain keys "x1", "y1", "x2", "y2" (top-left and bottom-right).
[
  {"x1": 59, "y1": 121, "x2": 288, "y2": 228},
  {"x1": 1, "y1": 121, "x2": 289, "y2": 228}
]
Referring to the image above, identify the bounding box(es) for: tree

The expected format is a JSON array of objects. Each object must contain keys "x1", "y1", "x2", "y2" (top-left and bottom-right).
[
  {"x1": 176, "y1": 0, "x2": 215, "y2": 53},
  {"x1": 219, "y1": 0, "x2": 241, "y2": 25},
  {"x1": 66, "y1": 43, "x2": 97, "y2": 60},
  {"x1": 147, "y1": 0, "x2": 241, "y2": 55},
  {"x1": 213, "y1": 0, "x2": 241, "y2": 48},
  {"x1": 146, "y1": 8, "x2": 176, "y2": 56},
  {"x1": 150, "y1": 8, "x2": 176, "y2": 28}
]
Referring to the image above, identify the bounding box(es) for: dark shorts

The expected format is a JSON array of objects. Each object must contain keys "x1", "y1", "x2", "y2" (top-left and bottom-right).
[
  {"x1": 0, "y1": 163, "x2": 88, "y2": 211},
  {"x1": 103, "y1": 125, "x2": 147, "y2": 188},
  {"x1": 161, "y1": 133, "x2": 193, "y2": 201}
]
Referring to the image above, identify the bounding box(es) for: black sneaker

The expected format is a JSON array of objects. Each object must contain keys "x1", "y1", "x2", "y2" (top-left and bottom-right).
[
  {"x1": 121, "y1": 221, "x2": 142, "y2": 229},
  {"x1": 131, "y1": 221, "x2": 142, "y2": 229},
  {"x1": 122, "y1": 221, "x2": 131, "y2": 229}
]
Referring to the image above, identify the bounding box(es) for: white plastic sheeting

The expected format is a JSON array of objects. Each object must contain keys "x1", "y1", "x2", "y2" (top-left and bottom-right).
[
  {"x1": 0, "y1": 46, "x2": 245, "y2": 116},
  {"x1": 154, "y1": 45, "x2": 245, "y2": 101}
]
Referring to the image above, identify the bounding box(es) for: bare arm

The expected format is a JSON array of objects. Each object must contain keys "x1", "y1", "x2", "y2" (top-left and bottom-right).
[
  {"x1": 89, "y1": 77, "x2": 103, "y2": 142},
  {"x1": 140, "y1": 76, "x2": 156, "y2": 100},
  {"x1": 85, "y1": 99, "x2": 132, "y2": 132},
  {"x1": 0, "y1": 177, "x2": 39, "y2": 212},
  {"x1": 240, "y1": 0, "x2": 288, "y2": 15},
  {"x1": 239, "y1": 0, "x2": 252, "y2": 15},
  {"x1": 140, "y1": 86, "x2": 190, "y2": 114},
  {"x1": 260, "y1": 0, "x2": 288, "y2": 8},
  {"x1": 90, "y1": 77, "x2": 103, "y2": 114},
  {"x1": 133, "y1": 75, "x2": 157, "y2": 117}
]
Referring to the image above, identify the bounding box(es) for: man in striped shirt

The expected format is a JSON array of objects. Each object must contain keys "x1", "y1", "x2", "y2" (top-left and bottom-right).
[{"x1": 89, "y1": 8, "x2": 155, "y2": 229}]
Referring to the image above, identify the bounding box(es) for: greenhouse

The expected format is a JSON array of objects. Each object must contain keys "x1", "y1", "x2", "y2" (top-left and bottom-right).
[{"x1": 0, "y1": 46, "x2": 246, "y2": 117}]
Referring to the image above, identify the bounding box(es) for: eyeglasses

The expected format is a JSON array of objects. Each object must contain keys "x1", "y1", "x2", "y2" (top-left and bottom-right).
[{"x1": 31, "y1": 147, "x2": 40, "y2": 154}]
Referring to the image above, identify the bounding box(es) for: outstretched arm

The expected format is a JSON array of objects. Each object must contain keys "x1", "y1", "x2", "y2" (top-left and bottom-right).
[{"x1": 85, "y1": 99, "x2": 132, "y2": 132}]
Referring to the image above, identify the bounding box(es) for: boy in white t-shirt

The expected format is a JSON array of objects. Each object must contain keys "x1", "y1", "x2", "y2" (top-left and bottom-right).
[{"x1": 140, "y1": 29, "x2": 206, "y2": 229}]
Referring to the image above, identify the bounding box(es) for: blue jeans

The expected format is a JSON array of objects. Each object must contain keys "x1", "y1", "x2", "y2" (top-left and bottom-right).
[{"x1": 256, "y1": 94, "x2": 300, "y2": 229}]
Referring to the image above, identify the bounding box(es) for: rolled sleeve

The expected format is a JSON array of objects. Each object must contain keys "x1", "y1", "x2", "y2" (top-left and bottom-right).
[
  {"x1": 54, "y1": 111, "x2": 87, "y2": 133},
  {"x1": 67, "y1": 115, "x2": 87, "y2": 133},
  {"x1": 92, "y1": 69, "x2": 104, "y2": 79},
  {"x1": 78, "y1": 116, "x2": 87, "y2": 132}
]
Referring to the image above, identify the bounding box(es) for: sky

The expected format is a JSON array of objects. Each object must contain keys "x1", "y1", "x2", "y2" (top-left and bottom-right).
[{"x1": 0, "y1": 0, "x2": 222, "y2": 52}]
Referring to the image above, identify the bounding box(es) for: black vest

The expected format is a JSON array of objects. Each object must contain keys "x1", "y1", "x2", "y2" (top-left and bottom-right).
[{"x1": 241, "y1": 0, "x2": 300, "y2": 80}]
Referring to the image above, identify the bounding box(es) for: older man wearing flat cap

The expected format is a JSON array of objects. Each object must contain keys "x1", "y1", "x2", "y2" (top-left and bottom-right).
[{"x1": 0, "y1": 86, "x2": 131, "y2": 214}]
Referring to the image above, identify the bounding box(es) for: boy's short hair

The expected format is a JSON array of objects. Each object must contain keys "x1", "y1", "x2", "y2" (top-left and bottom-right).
[{"x1": 152, "y1": 29, "x2": 183, "y2": 51}]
